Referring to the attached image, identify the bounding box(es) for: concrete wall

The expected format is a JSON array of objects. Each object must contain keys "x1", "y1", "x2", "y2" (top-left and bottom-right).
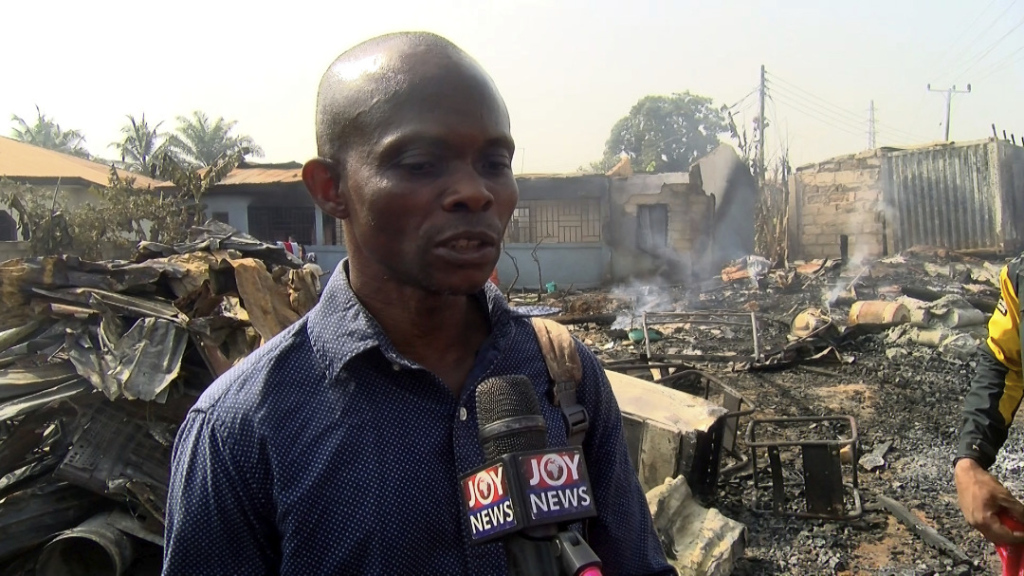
[
  {"x1": 694, "y1": 145, "x2": 757, "y2": 261},
  {"x1": 203, "y1": 195, "x2": 251, "y2": 232},
  {"x1": 310, "y1": 245, "x2": 347, "y2": 276},
  {"x1": 790, "y1": 149, "x2": 887, "y2": 260},
  {"x1": 307, "y1": 243, "x2": 609, "y2": 291},
  {"x1": 608, "y1": 174, "x2": 715, "y2": 282},
  {"x1": 496, "y1": 243, "x2": 609, "y2": 290}
]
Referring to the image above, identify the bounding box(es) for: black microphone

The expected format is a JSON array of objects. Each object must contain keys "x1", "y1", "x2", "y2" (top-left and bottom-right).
[{"x1": 460, "y1": 375, "x2": 602, "y2": 576}]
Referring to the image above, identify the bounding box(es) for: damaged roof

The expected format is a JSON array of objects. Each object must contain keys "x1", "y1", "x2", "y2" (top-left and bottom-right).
[
  {"x1": 213, "y1": 161, "x2": 304, "y2": 186},
  {"x1": 0, "y1": 136, "x2": 173, "y2": 190}
]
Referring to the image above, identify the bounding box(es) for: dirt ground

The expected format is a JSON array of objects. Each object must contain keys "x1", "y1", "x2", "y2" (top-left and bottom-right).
[{"x1": 532, "y1": 252, "x2": 1015, "y2": 575}]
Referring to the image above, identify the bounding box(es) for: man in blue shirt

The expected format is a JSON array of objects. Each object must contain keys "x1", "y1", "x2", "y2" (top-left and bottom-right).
[{"x1": 163, "y1": 31, "x2": 674, "y2": 575}]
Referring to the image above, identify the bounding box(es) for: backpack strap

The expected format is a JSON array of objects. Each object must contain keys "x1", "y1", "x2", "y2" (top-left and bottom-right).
[{"x1": 530, "y1": 317, "x2": 589, "y2": 446}]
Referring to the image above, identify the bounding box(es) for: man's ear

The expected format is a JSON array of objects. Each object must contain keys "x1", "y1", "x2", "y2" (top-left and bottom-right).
[{"x1": 302, "y1": 158, "x2": 349, "y2": 219}]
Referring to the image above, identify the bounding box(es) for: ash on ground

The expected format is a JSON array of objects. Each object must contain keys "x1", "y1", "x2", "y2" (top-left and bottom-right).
[{"x1": 513, "y1": 248, "x2": 1015, "y2": 575}]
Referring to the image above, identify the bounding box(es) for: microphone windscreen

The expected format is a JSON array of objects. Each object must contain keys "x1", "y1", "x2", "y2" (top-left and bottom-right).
[{"x1": 476, "y1": 375, "x2": 548, "y2": 461}]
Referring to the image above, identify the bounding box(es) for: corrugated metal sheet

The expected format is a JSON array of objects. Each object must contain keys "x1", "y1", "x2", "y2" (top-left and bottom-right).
[
  {"x1": 216, "y1": 163, "x2": 304, "y2": 186},
  {"x1": 0, "y1": 136, "x2": 173, "y2": 190},
  {"x1": 884, "y1": 140, "x2": 1024, "y2": 253}
]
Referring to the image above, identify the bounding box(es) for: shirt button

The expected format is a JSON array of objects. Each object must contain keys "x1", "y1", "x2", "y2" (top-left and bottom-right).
[
  {"x1": 392, "y1": 363, "x2": 401, "y2": 371},
  {"x1": 459, "y1": 407, "x2": 468, "y2": 421}
]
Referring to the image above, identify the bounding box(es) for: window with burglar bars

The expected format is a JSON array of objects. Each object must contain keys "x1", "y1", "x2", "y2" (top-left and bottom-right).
[
  {"x1": 247, "y1": 206, "x2": 316, "y2": 245},
  {"x1": 504, "y1": 200, "x2": 601, "y2": 244}
]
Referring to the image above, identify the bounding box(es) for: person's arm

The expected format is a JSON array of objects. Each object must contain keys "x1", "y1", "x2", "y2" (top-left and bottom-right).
[
  {"x1": 956, "y1": 259, "x2": 1024, "y2": 544},
  {"x1": 163, "y1": 410, "x2": 278, "y2": 576},
  {"x1": 574, "y1": 341, "x2": 676, "y2": 576},
  {"x1": 959, "y1": 261, "x2": 1024, "y2": 467}
]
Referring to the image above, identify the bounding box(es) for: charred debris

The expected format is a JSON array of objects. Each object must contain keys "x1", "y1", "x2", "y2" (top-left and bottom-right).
[
  {"x1": 0, "y1": 222, "x2": 320, "y2": 575},
  {"x1": 0, "y1": 231, "x2": 1010, "y2": 575}
]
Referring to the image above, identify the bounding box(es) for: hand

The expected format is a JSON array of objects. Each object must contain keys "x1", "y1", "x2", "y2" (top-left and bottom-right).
[{"x1": 955, "y1": 457, "x2": 1024, "y2": 544}]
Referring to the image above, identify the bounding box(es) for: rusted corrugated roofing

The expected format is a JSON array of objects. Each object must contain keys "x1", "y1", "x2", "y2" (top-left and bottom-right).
[
  {"x1": 0, "y1": 136, "x2": 173, "y2": 189},
  {"x1": 216, "y1": 162, "x2": 304, "y2": 186}
]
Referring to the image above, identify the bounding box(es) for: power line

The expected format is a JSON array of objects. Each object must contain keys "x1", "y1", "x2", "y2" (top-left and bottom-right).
[
  {"x1": 767, "y1": 87, "x2": 865, "y2": 132},
  {"x1": 768, "y1": 92, "x2": 865, "y2": 138},
  {"x1": 948, "y1": 12, "x2": 1024, "y2": 83},
  {"x1": 971, "y1": 41, "x2": 1024, "y2": 81},
  {"x1": 768, "y1": 74, "x2": 863, "y2": 122},
  {"x1": 767, "y1": 79, "x2": 926, "y2": 142},
  {"x1": 939, "y1": 0, "x2": 1020, "y2": 81},
  {"x1": 767, "y1": 73, "x2": 927, "y2": 141},
  {"x1": 929, "y1": 0, "x2": 1001, "y2": 77},
  {"x1": 727, "y1": 87, "x2": 759, "y2": 111},
  {"x1": 767, "y1": 83, "x2": 869, "y2": 131}
]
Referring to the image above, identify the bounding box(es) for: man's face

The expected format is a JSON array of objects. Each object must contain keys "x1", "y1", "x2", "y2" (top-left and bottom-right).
[{"x1": 339, "y1": 67, "x2": 518, "y2": 295}]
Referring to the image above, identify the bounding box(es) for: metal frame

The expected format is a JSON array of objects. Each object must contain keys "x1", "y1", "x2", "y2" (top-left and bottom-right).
[
  {"x1": 641, "y1": 310, "x2": 761, "y2": 361},
  {"x1": 655, "y1": 369, "x2": 756, "y2": 477},
  {"x1": 745, "y1": 415, "x2": 862, "y2": 520}
]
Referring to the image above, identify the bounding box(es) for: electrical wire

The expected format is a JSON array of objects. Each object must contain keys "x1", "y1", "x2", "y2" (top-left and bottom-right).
[
  {"x1": 767, "y1": 95, "x2": 791, "y2": 166},
  {"x1": 929, "y1": 0, "x2": 1001, "y2": 77},
  {"x1": 768, "y1": 92, "x2": 865, "y2": 138},
  {"x1": 969, "y1": 40, "x2": 1024, "y2": 82},
  {"x1": 768, "y1": 75, "x2": 864, "y2": 122},
  {"x1": 769, "y1": 81, "x2": 920, "y2": 141},
  {"x1": 727, "y1": 87, "x2": 759, "y2": 111},
  {"x1": 939, "y1": 0, "x2": 1020, "y2": 81},
  {"x1": 948, "y1": 12, "x2": 1024, "y2": 83},
  {"x1": 767, "y1": 73, "x2": 929, "y2": 142}
]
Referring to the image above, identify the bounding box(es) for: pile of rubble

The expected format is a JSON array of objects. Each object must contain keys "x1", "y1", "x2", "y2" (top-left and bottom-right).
[
  {"x1": 0, "y1": 229, "x2": 1012, "y2": 574},
  {"x1": 0, "y1": 222, "x2": 320, "y2": 576},
  {"x1": 514, "y1": 246, "x2": 1012, "y2": 574}
]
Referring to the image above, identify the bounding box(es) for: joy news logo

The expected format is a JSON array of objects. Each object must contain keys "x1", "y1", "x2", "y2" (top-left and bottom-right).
[
  {"x1": 519, "y1": 450, "x2": 592, "y2": 521},
  {"x1": 461, "y1": 463, "x2": 517, "y2": 540}
]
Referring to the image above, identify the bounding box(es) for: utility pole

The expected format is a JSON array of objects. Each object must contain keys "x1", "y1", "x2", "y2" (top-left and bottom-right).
[
  {"x1": 757, "y1": 64, "x2": 766, "y2": 184},
  {"x1": 868, "y1": 100, "x2": 876, "y2": 149},
  {"x1": 927, "y1": 83, "x2": 971, "y2": 141}
]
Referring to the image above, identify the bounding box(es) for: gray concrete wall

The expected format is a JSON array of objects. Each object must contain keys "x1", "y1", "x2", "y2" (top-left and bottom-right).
[
  {"x1": 203, "y1": 195, "x2": 251, "y2": 232},
  {"x1": 497, "y1": 243, "x2": 610, "y2": 290},
  {"x1": 308, "y1": 243, "x2": 609, "y2": 291},
  {"x1": 695, "y1": 145, "x2": 757, "y2": 261},
  {"x1": 310, "y1": 245, "x2": 347, "y2": 277}
]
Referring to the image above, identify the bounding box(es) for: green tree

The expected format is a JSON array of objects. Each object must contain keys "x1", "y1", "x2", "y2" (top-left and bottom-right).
[
  {"x1": 597, "y1": 92, "x2": 729, "y2": 173},
  {"x1": 164, "y1": 111, "x2": 263, "y2": 168},
  {"x1": 10, "y1": 105, "x2": 90, "y2": 159},
  {"x1": 110, "y1": 114, "x2": 167, "y2": 177}
]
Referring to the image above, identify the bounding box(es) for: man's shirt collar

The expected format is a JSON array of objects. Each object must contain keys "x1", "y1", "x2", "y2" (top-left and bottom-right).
[{"x1": 306, "y1": 260, "x2": 516, "y2": 381}]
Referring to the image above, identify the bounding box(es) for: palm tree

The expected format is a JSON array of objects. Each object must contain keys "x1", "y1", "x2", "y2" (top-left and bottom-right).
[
  {"x1": 164, "y1": 111, "x2": 263, "y2": 168},
  {"x1": 10, "y1": 105, "x2": 90, "y2": 158},
  {"x1": 109, "y1": 114, "x2": 166, "y2": 177}
]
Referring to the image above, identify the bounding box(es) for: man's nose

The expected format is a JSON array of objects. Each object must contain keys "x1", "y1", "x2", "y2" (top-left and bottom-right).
[{"x1": 442, "y1": 163, "x2": 494, "y2": 213}]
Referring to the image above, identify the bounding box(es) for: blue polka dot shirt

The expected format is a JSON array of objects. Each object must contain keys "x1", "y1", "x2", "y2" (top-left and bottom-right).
[{"x1": 163, "y1": 262, "x2": 674, "y2": 575}]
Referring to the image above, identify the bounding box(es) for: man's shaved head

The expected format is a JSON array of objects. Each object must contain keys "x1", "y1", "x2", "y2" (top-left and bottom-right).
[{"x1": 315, "y1": 32, "x2": 507, "y2": 164}]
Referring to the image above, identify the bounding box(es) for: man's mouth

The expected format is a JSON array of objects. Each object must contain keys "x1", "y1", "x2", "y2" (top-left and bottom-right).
[{"x1": 447, "y1": 238, "x2": 488, "y2": 251}]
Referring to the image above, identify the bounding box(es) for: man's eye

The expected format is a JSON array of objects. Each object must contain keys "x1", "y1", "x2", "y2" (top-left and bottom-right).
[
  {"x1": 484, "y1": 159, "x2": 512, "y2": 172},
  {"x1": 402, "y1": 161, "x2": 435, "y2": 174}
]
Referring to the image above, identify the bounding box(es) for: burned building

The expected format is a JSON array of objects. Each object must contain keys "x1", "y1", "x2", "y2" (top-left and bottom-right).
[
  {"x1": 496, "y1": 146, "x2": 757, "y2": 289},
  {"x1": 790, "y1": 138, "x2": 1024, "y2": 261}
]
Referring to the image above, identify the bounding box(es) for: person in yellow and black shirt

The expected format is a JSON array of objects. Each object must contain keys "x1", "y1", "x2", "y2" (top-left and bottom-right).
[{"x1": 957, "y1": 255, "x2": 1024, "y2": 544}]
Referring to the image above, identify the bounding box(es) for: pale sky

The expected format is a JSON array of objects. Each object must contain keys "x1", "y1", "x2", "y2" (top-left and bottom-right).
[{"x1": 3, "y1": 0, "x2": 1022, "y2": 173}]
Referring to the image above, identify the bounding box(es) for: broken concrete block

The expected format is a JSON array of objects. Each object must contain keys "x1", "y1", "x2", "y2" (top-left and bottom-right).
[{"x1": 647, "y1": 476, "x2": 747, "y2": 576}]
